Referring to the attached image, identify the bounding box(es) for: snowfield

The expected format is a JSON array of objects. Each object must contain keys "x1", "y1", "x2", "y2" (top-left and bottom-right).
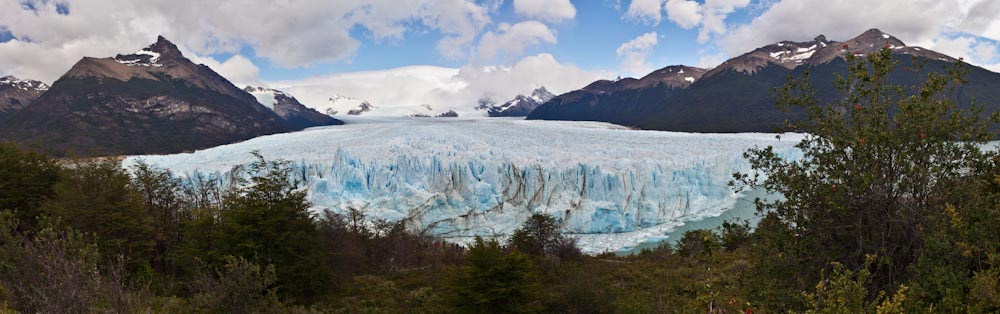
[{"x1": 127, "y1": 117, "x2": 803, "y2": 254}]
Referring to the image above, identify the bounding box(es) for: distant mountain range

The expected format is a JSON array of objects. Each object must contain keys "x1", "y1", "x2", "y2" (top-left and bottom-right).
[
  {"x1": 244, "y1": 86, "x2": 340, "y2": 130},
  {"x1": 0, "y1": 36, "x2": 341, "y2": 156},
  {"x1": 0, "y1": 76, "x2": 48, "y2": 119},
  {"x1": 486, "y1": 86, "x2": 555, "y2": 117},
  {"x1": 528, "y1": 29, "x2": 1000, "y2": 132},
  {"x1": 316, "y1": 94, "x2": 376, "y2": 116}
]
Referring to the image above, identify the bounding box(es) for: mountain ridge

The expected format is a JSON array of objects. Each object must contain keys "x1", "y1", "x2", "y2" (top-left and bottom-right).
[
  {"x1": 528, "y1": 28, "x2": 1000, "y2": 132},
  {"x1": 0, "y1": 36, "x2": 333, "y2": 156},
  {"x1": 0, "y1": 75, "x2": 48, "y2": 118}
]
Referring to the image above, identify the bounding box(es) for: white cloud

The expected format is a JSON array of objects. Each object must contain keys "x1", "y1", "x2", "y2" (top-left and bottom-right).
[
  {"x1": 616, "y1": 32, "x2": 659, "y2": 76},
  {"x1": 696, "y1": 52, "x2": 726, "y2": 68},
  {"x1": 477, "y1": 21, "x2": 558, "y2": 62},
  {"x1": 0, "y1": 0, "x2": 495, "y2": 82},
  {"x1": 719, "y1": 0, "x2": 1000, "y2": 70},
  {"x1": 664, "y1": 0, "x2": 702, "y2": 29},
  {"x1": 697, "y1": 0, "x2": 750, "y2": 43},
  {"x1": 513, "y1": 0, "x2": 577, "y2": 22},
  {"x1": 931, "y1": 36, "x2": 979, "y2": 60},
  {"x1": 930, "y1": 36, "x2": 999, "y2": 67},
  {"x1": 626, "y1": 0, "x2": 664, "y2": 25},
  {"x1": 268, "y1": 54, "x2": 610, "y2": 117},
  {"x1": 456, "y1": 53, "x2": 612, "y2": 102},
  {"x1": 721, "y1": 0, "x2": 995, "y2": 54},
  {"x1": 974, "y1": 41, "x2": 998, "y2": 62},
  {"x1": 650, "y1": 0, "x2": 746, "y2": 44},
  {"x1": 192, "y1": 54, "x2": 262, "y2": 87}
]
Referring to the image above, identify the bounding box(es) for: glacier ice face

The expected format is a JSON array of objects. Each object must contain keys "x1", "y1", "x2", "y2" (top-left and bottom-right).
[{"x1": 126, "y1": 117, "x2": 803, "y2": 254}]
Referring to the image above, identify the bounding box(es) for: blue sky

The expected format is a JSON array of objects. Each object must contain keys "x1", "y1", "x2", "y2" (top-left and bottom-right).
[
  {"x1": 244, "y1": 0, "x2": 712, "y2": 81},
  {"x1": 1, "y1": 0, "x2": 999, "y2": 110}
]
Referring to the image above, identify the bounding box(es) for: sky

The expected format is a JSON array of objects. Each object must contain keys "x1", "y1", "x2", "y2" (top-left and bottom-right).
[{"x1": 2, "y1": 0, "x2": 1000, "y2": 110}]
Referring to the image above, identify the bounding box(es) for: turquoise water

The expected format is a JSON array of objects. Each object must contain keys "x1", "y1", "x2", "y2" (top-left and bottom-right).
[
  {"x1": 615, "y1": 188, "x2": 778, "y2": 256},
  {"x1": 615, "y1": 141, "x2": 1000, "y2": 256}
]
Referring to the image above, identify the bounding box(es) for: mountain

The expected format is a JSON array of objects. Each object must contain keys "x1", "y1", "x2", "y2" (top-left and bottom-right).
[
  {"x1": 412, "y1": 110, "x2": 459, "y2": 118},
  {"x1": 0, "y1": 36, "x2": 299, "y2": 156},
  {"x1": 487, "y1": 86, "x2": 555, "y2": 117},
  {"x1": 0, "y1": 75, "x2": 49, "y2": 118},
  {"x1": 528, "y1": 29, "x2": 1000, "y2": 132},
  {"x1": 244, "y1": 86, "x2": 342, "y2": 129},
  {"x1": 316, "y1": 94, "x2": 375, "y2": 116},
  {"x1": 527, "y1": 65, "x2": 707, "y2": 125}
]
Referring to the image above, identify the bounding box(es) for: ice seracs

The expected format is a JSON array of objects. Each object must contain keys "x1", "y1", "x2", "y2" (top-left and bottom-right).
[{"x1": 127, "y1": 118, "x2": 804, "y2": 253}]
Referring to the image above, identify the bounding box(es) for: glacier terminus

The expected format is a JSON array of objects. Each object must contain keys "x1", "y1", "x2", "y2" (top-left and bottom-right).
[{"x1": 128, "y1": 117, "x2": 803, "y2": 254}]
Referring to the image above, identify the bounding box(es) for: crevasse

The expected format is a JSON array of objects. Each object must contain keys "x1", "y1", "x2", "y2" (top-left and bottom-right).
[{"x1": 128, "y1": 117, "x2": 803, "y2": 253}]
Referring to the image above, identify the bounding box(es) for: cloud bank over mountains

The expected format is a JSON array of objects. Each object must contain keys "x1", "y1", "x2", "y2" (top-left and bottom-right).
[{"x1": 2, "y1": 0, "x2": 998, "y2": 108}]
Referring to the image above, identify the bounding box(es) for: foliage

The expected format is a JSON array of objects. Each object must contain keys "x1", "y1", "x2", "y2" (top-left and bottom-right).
[
  {"x1": 130, "y1": 160, "x2": 191, "y2": 274},
  {"x1": 0, "y1": 213, "x2": 151, "y2": 313},
  {"x1": 0, "y1": 142, "x2": 61, "y2": 229},
  {"x1": 187, "y1": 256, "x2": 283, "y2": 314},
  {"x1": 448, "y1": 237, "x2": 543, "y2": 313},
  {"x1": 41, "y1": 158, "x2": 154, "y2": 269},
  {"x1": 735, "y1": 44, "x2": 997, "y2": 304},
  {"x1": 210, "y1": 152, "x2": 331, "y2": 301},
  {"x1": 509, "y1": 213, "x2": 581, "y2": 260}
]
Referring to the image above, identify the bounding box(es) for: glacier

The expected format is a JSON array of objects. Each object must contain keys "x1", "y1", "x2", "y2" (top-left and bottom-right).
[{"x1": 126, "y1": 117, "x2": 803, "y2": 254}]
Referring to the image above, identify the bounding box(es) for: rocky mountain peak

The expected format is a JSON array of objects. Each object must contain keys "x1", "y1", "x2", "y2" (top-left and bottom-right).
[
  {"x1": 113, "y1": 36, "x2": 184, "y2": 67},
  {"x1": 845, "y1": 28, "x2": 906, "y2": 51},
  {"x1": 0, "y1": 75, "x2": 50, "y2": 118},
  {"x1": 0, "y1": 75, "x2": 49, "y2": 92},
  {"x1": 530, "y1": 86, "x2": 555, "y2": 103},
  {"x1": 243, "y1": 86, "x2": 342, "y2": 128}
]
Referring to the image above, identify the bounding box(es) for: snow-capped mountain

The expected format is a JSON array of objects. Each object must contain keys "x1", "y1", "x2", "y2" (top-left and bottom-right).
[
  {"x1": 244, "y1": 86, "x2": 342, "y2": 130},
  {"x1": 530, "y1": 28, "x2": 1000, "y2": 133},
  {"x1": 0, "y1": 36, "x2": 305, "y2": 156},
  {"x1": 315, "y1": 94, "x2": 375, "y2": 116},
  {"x1": 487, "y1": 86, "x2": 555, "y2": 117},
  {"x1": 0, "y1": 75, "x2": 49, "y2": 118},
  {"x1": 412, "y1": 109, "x2": 459, "y2": 118}
]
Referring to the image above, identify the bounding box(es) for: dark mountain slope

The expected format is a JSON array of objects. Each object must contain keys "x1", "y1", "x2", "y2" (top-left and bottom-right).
[
  {"x1": 0, "y1": 76, "x2": 48, "y2": 119},
  {"x1": 529, "y1": 29, "x2": 1000, "y2": 133},
  {"x1": 244, "y1": 86, "x2": 343, "y2": 130},
  {"x1": 0, "y1": 36, "x2": 293, "y2": 156}
]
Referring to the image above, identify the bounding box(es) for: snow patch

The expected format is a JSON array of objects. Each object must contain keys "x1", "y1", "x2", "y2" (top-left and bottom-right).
[
  {"x1": 0, "y1": 76, "x2": 49, "y2": 92},
  {"x1": 114, "y1": 49, "x2": 163, "y2": 67},
  {"x1": 246, "y1": 88, "x2": 278, "y2": 111}
]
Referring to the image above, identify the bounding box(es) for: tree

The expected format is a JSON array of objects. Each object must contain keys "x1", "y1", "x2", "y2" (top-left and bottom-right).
[
  {"x1": 509, "y1": 213, "x2": 580, "y2": 260},
  {"x1": 130, "y1": 160, "x2": 190, "y2": 273},
  {"x1": 212, "y1": 152, "x2": 331, "y2": 301},
  {"x1": 449, "y1": 237, "x2": 543, "y2": 313},
  {"x1": 0, "y1": 142, "x2": 61, "y2": 230},
  {"x1": 0, "y1": 214, "x2": 150, "y2": 314},
  {"x1": 735, "y1": 46, "x2": 997, "y2": 299},
  {"x1": 41, "y1": 158, "x2": 153, "y2": 269},
  {"x1": 904, "y1": 159, "x2": 1000, "y2": 312},
  {"x1": 676, "y1": 229, "x2": 721, "y2": 262},
  {"x1": 187, "y1": 256, "x2": 282, "y2": 314}
]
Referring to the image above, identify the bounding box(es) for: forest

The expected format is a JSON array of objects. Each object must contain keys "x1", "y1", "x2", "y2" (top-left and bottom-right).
[{"x1": 0, "y1": 48, "x2": 997, "y2": 313}]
